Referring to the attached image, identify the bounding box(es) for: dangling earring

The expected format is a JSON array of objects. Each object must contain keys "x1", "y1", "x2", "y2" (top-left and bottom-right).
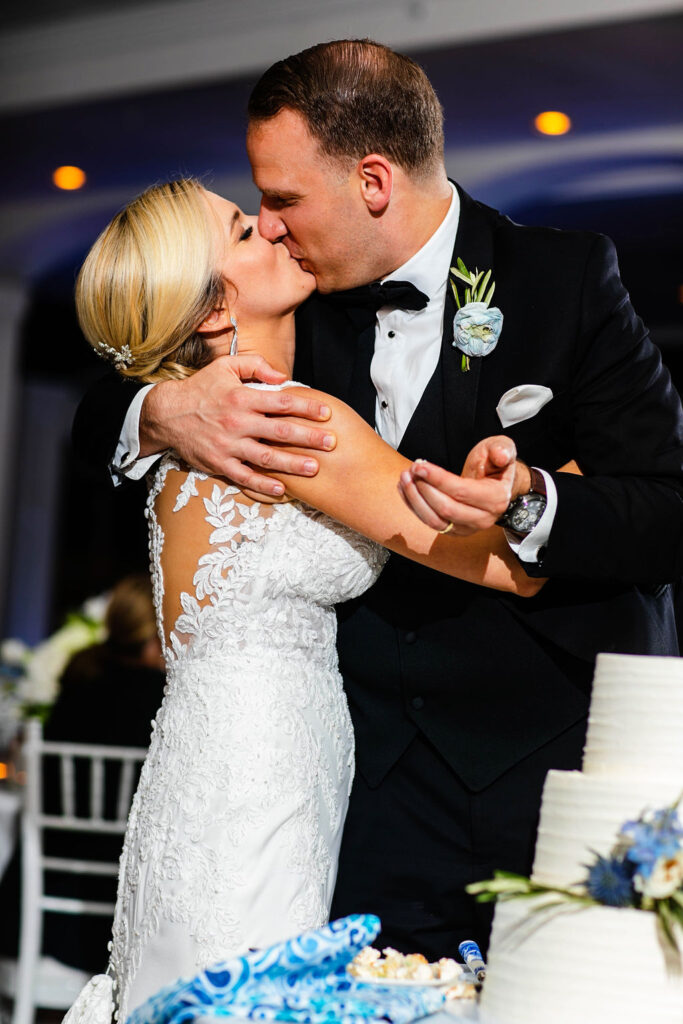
[{"x1": 229, "y1": 316, "x2": 238, "y2": 357}]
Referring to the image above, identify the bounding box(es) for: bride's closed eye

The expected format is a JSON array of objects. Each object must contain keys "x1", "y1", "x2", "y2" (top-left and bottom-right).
[{"x1": 239, "y1": 226, "x2": 253, "y2": 242}]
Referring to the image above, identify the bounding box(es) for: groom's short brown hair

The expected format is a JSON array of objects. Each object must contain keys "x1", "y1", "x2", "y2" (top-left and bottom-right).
[{"x1": 247, "y1": 39, "x2": 444, "y2": 176}]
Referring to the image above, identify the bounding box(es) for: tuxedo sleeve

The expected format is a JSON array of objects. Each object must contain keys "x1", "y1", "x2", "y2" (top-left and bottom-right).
[
  {"x1": 72, "y1": 371, "x2": 146, "y2": 480},
  {"x1": 525, "y1": 234, "x2": 683, "y2": 584}
]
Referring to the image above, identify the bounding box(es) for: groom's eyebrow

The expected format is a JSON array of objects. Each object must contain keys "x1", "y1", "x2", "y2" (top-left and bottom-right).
[{"x1": 260, "y1": 189, "x2": 301, "y2": 206}]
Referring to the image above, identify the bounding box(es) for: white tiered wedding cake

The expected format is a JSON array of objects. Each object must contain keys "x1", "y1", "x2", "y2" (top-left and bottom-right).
[{"x1": 480, "y1": 653, "x2": 683, "y2": 1024}]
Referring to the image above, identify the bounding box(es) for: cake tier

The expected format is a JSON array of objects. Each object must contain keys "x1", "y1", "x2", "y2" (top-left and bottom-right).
[
  {"x1": 480, "y1": 899, "x2": 683, "y2": 1024},
  {"x1": 583, "y1": 653, "x2": 683, "y2": 776},
  {"x1": 532, "y1": 769, "x2": 683, "y2": 889}
]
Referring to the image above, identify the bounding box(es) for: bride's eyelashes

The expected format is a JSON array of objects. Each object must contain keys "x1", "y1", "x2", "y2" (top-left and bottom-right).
[{"x1": 239, "y1": 226, "x2": 254, "y2": 242}]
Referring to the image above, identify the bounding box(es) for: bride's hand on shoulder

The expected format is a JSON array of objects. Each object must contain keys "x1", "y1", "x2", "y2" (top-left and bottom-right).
[{"x1": 139, "y1": 356, "x2": 336, "y2": 497}]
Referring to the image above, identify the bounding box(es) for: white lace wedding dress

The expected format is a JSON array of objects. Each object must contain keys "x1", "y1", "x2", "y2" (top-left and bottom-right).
[{"x1": 64, "y1": 383, "x2": 386, "y2": 1023}]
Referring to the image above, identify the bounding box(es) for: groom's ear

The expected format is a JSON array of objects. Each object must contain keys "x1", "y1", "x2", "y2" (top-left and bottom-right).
[
  {"x1": 357, "y1": 154, "x2": 393, "y2": 214},
  {"x1": 197, "y1": 306, "x2": 231, "y2": 333}
]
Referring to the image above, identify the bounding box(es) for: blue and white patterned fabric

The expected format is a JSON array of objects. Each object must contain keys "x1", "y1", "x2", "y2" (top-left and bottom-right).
[{"x1": 126, "y1": 915, "x2": 447, "y2": 1024}]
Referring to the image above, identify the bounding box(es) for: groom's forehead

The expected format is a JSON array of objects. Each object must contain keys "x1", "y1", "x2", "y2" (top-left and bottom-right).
[
  {"x1": 247, "y1": 111, "x2": 335, "y2": 192},
  {"x1": 247, "y1": 109, "x2": 324, "y2": 167}
]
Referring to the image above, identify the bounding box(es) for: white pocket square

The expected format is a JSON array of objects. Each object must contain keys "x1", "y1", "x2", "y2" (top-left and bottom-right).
[{"x1": 496, "y1": 385, "x2": 554, "y2": 428}]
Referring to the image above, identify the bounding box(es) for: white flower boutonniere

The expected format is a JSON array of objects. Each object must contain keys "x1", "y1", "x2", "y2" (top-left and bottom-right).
[{"x1": 449, "y1": 258, "x2": 503, "y2": 372}]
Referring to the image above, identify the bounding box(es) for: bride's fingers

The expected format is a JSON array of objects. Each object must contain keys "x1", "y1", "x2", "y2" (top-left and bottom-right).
[
  {"x1": 411, "y1": 461, "x2": 514, "y2": 519},
  {"x1": 398, "y1": 472, "x2": 451, "y2": 531},
  {"x1": 412, "y1": 477, "x2": 505, "y2": 534}
]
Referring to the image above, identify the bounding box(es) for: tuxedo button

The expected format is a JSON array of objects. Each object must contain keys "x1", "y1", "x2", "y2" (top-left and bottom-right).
[
  {"x1": 405, "y1": 630, "x2": 417, "y2": 644},
  {"x1": 411, "y1": 696, "x2": 424, "y2": 710}
]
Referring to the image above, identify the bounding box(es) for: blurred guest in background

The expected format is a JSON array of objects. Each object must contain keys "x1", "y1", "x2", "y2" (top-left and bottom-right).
[
  {"x1": 46, "y1": 574, "x2": 165, "y2": 748},
  {"x1": 0, "y1": 575, "x2": 164, "y2": 976}
]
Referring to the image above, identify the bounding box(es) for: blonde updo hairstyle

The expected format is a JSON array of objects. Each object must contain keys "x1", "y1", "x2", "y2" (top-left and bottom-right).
[{"x1": 76, "y1": 178, "x2": 226, "y2": 382}]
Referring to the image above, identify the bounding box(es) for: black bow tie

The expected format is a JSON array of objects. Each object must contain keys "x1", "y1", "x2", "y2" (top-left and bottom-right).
[{"x1": 324, "y1": 279, "x2": 430, "y2": 314}]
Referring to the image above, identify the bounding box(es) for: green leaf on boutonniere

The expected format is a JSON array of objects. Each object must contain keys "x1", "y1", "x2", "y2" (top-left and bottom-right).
[
  {"x1": 451, "y1": 268, "x2": 473, "y2": 286},
  {"x1": 456, "y1": 256, "x2": 468, "y2": 276},
  {"x1": 483, "y1": 281, "x2": 496, "y2": 306},
  {"x1": 476, "y1": 269, "x2": 491, "y2": 303},
  {"x1": 462, "y1": 354, "x2": 470, "y2": 372},
  {"x1": 450, "y1": 279, "x2": 461, "y2": 309}
]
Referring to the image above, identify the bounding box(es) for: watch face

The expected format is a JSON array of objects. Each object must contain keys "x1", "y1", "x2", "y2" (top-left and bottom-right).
[{"x1": 509, "y1": 495, "x2": 545, "y2": 532}]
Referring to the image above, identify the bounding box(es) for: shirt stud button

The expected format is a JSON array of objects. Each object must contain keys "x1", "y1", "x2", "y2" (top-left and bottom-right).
[
  {"x1": 387, "y1": 330, "x2": 395, "y2": 338},
  {"x1": 381, "y1": 400, "x2": 388, "y2": 409}
]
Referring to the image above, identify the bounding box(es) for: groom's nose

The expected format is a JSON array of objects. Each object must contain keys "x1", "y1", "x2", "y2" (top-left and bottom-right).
[{"x1": 258, "y1": 204, "x2": 288, "y2": 243}]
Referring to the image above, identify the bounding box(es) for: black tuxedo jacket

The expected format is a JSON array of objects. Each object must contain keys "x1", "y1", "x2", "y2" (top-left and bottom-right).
[{"x1": 73, "y1": 185, "x2": 683, "y2": 793}]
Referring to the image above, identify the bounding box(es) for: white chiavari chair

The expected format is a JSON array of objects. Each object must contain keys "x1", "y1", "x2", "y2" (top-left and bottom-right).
[{"x1": 12, "y1": 719, "x2": 146, "y2": 1024}]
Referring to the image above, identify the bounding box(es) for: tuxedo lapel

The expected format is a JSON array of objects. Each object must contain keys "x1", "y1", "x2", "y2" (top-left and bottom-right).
[
  {"x1": 345, "y1": 308, "x2": 380, "y2": 427},
  {"x1": 441, "y1": 185, "x2": 500, "y2": 470},
  {"x1": 301, "y1": 297, "x2": 357, "y2": 405}
]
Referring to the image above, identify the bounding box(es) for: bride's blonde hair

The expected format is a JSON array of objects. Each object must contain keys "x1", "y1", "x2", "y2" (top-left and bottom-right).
[{"x1": 76, "y1": 178, "x2": 225, "y2": 383}]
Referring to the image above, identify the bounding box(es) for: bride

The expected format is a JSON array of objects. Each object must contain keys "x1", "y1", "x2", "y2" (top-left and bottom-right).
[{"x1": 66, "y1": 178, "x2": 543, "y2": 1020}]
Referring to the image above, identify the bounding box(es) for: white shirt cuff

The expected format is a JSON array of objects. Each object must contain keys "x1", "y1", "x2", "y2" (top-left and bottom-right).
[
  {"x1": 110, "y1": 383, "x2": 161, "y2": 486},
  {"x1": 505, "y1": 468, "x2": 557, "y2": 564}
]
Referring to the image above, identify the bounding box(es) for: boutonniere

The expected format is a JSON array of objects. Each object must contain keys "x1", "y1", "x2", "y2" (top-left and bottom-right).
[{"x1": 449, "y1": 258, "x2": 503, "y2": 372}]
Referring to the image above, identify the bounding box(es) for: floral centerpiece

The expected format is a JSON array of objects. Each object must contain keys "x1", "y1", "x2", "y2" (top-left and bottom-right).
[
  {"x1": 0, "y1": 596, "x2": 107, "y2": 745},
  {"x1": 467, "y1": 796, "x2": 683, "y2": 959}
]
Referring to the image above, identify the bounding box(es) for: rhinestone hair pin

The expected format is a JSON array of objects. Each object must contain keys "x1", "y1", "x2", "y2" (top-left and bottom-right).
[{"x1": 96, "y1": 340, "x2": 135, "y2": 368}]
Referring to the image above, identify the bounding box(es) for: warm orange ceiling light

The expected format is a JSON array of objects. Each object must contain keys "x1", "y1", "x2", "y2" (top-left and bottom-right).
[
  {"x1": 52, "y1": 165, "x2": 87, "y2": 190},
  {"x1": 534, "y1": 111, "x2": 572, "y2": 136}
]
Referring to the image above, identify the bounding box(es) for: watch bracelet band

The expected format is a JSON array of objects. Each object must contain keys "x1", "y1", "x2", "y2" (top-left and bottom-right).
[{"x1": 528, "y1": 466, "x2": 547, "y2": 498}]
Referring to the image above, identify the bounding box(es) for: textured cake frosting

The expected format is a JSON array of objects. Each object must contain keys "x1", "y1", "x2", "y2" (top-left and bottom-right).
[
  {"x1": 480, "y1": 653, "x2": 683, "y2": 1024},
  {"x1": 482, "y1": 901, "x2": 683, "y2": 1024},
  {"x1": 582, "y1": 654, "x2": 683, "y2": 777},
  {"x1": 532, "y1": 770, "x2": 683, "y2": 888}
]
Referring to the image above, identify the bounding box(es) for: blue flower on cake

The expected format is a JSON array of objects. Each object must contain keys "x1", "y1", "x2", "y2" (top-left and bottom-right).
[
  {"x1": 585, "y1": 854, "x2": 635, "y2": 908},
  {"x1": 467, "y1": 794, "x2": 683, "y2": 956},
  {"x1": 449, "y1": 258, "x2": 503, "y2": 371}
]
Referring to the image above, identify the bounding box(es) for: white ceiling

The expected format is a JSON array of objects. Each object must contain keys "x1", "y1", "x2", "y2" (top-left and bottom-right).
[{"x1": 2, "y1": 0, "x2": 681, "y2": 112}]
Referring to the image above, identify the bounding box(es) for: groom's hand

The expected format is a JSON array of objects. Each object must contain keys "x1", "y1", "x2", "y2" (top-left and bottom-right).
[
  {"x1": 139, "y1": 355, "x2": 335, "y2": 497},
  {"x1": 398, "y1": 436, "x2": 522, "y2": 535}
]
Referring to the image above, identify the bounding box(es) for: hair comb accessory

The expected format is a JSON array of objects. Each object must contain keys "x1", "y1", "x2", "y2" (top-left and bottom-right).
[
  {"x1": 229, "y1": 316, "x2": 239, "y2": 357},
  {"x1": 95, "y1": 340, "x2": 135, "y2": 368}
]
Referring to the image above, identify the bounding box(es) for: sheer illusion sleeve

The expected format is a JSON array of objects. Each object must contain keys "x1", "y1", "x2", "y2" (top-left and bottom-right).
[{"x1": 146, "y1": 456, "x2": 278, "y2": 655}]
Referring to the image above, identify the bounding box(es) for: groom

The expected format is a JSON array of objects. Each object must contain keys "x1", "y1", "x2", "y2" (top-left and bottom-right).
[{"x1": 73, "y1": 40, "x2": 683, "y2": 956}]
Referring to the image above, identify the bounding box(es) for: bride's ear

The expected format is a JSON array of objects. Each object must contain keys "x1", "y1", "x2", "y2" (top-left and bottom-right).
[{"x1": 197, "y1": 306, "x2": 231, "y2": 334}]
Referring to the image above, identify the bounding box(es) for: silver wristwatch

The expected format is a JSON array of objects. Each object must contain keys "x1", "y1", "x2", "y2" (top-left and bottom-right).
[{"x1": 497, "y1": 466, "x2": 547, "y2": 538}]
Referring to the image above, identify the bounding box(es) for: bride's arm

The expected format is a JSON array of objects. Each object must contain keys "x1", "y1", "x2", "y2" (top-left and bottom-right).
[{"x1": 265, "y1": 389, "x2": 545, "y2": 597}]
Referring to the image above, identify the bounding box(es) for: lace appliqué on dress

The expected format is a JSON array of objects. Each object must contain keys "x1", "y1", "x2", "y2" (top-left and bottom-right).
[{"x1": 101, "y1": 383, "x2": 387, "y2": 1020}]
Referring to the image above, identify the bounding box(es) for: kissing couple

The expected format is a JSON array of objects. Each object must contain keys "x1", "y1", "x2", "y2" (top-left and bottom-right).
[{"x1": 66, "y1": 38, "x2": 683, "y2": 1020}]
